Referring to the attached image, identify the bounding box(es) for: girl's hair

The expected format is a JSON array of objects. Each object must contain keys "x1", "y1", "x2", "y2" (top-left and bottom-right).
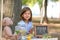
[{"x1": 20, "y1": 7, "x2": 32, "y2": 21}]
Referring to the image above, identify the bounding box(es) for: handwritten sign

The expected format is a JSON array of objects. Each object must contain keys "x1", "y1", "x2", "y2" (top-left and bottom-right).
[{"x1": 35, "y1": 26, "x2": 48, "y2": 35}]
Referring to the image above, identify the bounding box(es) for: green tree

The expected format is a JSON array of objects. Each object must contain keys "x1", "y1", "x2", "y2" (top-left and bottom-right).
[
  {"x1": 22, "y1": 0, "x2": 43, "y2": 8},
  {"x1": 12, "y1": 0, "x2": 22, "y2": 33},
  {"x1": 37, "y1": 0, "x2": 43, "y2": 8},
  {"x1": 22, "y1": 0, "x2": 37, "y2": 7},
  {"x1": 43, "y1": 0, "x2": 48, "y2": 23},
  {"x1": 51, "y1": 0, "x2": 58, "y2": 2},
  {"x1": 43, "y1": 0, "x2": 58, "y2": 23}
]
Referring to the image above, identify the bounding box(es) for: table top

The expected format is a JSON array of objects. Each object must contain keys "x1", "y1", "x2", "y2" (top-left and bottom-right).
[{"x1": 31, "y1": 38, "x2": 58, "y2": 40}]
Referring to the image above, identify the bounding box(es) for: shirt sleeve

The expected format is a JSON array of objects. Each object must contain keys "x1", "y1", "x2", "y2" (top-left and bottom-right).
[
  {"x1": 15, "y1": 21, "x2": 25, "y2": 31},
  {"x1": 15, "y1": 22, "x2": 22, "y2": 31}
]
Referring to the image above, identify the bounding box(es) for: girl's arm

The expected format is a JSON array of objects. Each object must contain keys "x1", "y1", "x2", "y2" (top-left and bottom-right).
[
  {"x1": 29, "y1": 26, "x2": 34, "y2": 34},
  {"x1": 29, "y1": 28, "x2": 33, "y2": 34}
]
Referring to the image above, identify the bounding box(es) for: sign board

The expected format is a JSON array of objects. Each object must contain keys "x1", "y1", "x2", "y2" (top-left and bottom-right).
[{"x1": 34, "y1": 25, "x2": 48, "y2": 37}]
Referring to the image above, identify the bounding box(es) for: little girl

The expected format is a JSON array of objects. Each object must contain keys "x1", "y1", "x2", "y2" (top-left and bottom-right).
[
  {"x1": 2, "y1": 17, "x2": 16, "y2": 40},
  {"x1": 15, "y1": 7, "x2": 33, "y2": 35}
]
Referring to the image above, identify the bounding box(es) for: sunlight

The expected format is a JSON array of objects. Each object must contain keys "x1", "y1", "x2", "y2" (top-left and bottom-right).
[
  {"x1": 31, "y1": 2, "x2": 40, "y2": 17},
  {"x1": 47, "y1": 1, "x2": 60, "y2": 18}
]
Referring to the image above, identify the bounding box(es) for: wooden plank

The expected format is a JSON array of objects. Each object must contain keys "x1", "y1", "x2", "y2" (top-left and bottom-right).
[{"x1": 33, "y1": 23, "x2": 60, "y2": 27}]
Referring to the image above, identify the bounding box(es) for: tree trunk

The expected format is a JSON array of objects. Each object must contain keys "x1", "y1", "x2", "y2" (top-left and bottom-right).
[
  {"x1": 12, "y1": 0, "x2": 22, "y2": 33},
  {"x1": 43, "y1": 0, "x2": 48, "y2": 23},
  {"x1": 13, "y1": 0, "x2": 22, "y2": 25}
]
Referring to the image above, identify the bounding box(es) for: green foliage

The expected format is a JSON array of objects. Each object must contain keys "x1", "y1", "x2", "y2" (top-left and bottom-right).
[
  {"x1": 22, "y1": 0, "x2": 43, "y2": 7},
  {"x1": 37, "y1": 0, "x2": 43, "y2": 7},
  {"x1": 22, "y1": 0, "x2": 28, "y2": 5},
  {"x1": 51, "y1": 0, "x2": 58, "y2": 2},
  {"x1": 22, "y1": 0, "x2": 37, "y2": 7},
  {"x1": 15, "y1": 30, "x2": 20, "y2": 34}
]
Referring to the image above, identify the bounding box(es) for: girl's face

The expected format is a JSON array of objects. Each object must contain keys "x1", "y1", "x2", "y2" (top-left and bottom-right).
[{"x1": 22, "y1": 10, "x2": 31, "y2": 21}]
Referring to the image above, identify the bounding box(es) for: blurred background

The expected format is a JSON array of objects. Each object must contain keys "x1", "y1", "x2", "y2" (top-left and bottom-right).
[
  {"x1": 1, "y1": 0, "x2": 60, "y2": 40},
  {"x1": 0, "y1": 0, "x2": 1, "y2": 39}
]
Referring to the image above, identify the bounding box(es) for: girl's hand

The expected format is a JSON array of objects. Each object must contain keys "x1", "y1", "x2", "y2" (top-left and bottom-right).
[{"x1": 29, "y1": 28, "x2": 33, "y2": 34}]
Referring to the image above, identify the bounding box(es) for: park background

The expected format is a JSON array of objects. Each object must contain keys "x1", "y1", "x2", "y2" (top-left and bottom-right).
[{"x1": 0, "y1": 0, "x2": 60, "y2": 40}]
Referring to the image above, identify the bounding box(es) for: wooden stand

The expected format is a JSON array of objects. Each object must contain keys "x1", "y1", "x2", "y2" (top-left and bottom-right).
[
  {"x1": 33, "y1": 23, "x2": 60, "y2": 38},
  {"x1": 33, "y1": 23, "x2": 48, "y2": 38}
]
